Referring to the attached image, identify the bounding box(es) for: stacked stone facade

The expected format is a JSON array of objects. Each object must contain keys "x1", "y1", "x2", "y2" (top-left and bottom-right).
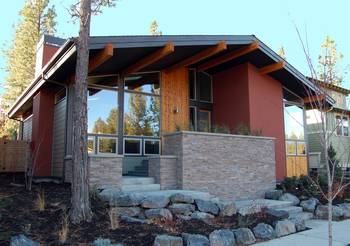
[{"x1": 149, "y1": 156, "x2": 178, "y2": 189}]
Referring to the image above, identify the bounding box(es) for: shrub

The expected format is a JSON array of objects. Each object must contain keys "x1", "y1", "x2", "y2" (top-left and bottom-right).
[
  {"x1": 211, "y1": 124, "x2": 231, "y2": 134},
  {"x1": 58, "y1": 212, "x2": 69, "y2": 244},
  {"x1": 35, "y1": 190, "x2": 45, "y2": 211}
]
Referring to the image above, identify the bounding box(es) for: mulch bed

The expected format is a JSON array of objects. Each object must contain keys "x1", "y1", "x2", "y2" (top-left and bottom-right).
[{"x1": 0, "y1": 173, "x2": 276, "y2": 245}]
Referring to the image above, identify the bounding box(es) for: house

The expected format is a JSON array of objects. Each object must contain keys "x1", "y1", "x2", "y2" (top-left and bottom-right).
[
  {"x1": 306, "y1": 79, "x2": 350, "y2": 170},
  {"x1": 7, "y1": 35, "x2": 334, "y2": 200}
]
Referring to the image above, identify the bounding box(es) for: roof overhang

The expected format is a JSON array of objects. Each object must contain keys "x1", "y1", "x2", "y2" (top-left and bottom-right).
[{"x1": 7, "y1": 35, "x2": 335, "y2": 118}]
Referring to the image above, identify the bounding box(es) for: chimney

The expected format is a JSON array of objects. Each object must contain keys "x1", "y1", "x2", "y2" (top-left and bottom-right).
[{"x1": 35, "y1": 35, "x2": 66, "y2": 77}]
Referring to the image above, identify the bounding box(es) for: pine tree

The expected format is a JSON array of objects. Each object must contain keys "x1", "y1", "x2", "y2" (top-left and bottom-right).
[
  {"x1": 318, "y1": 36, "x2": 344, "y2": 86},
  {"x1": 150, "y1": 20, "x2": 162, "y2": 36},
  {"x1": 277, "y1": 46, "x2": 286, "y2": 59},
  {"x1": 0, "y1": 0, "x2": 56, "y2": 138}
]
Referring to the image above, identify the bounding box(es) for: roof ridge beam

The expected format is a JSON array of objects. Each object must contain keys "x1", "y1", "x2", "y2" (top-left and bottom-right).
[
  {"x1": 259, "y1": 61, "x2": 285, "y2": 75},
  {"x1": 121, "y1": 42, "x2": 174, "y2": 76},
  {"x1": 197, "y1": 41, "x2": 259, "y2": 71}
]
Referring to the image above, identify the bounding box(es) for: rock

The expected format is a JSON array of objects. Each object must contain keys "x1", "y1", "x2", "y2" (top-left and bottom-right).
[
  {"x1": 209, "y1": 229, "x2": 235, "y2": 246},
  {"x1": 182, "y1": 233, "x2": 210, "y2": 246},
  {"x1": 274, "y1": 220, "x2": 296, "y2": 237},
  {"x1": 300, "y1": 198, "x2": 319, "y2": 212},
  {"x1": 153, "y1": 235, "x2": 183, "y2": 246},
  {"x1": 216, "y1": 200, "x2": 237, "y2": 217},
  {"x1": 142, "y1": 195, "x2": 170, "y2": 209},
  {"x1": 145, "y1": 208, "x2": 173, "y2": 221},
  {"x1": 191, "y1": 211, "x2": 215, "y2": 221},
  {"x1": 238, "y1": 204, "x2": 262, "y2": 216},
  {"x1": 112, "y1": 207, "x2": 141, "y2": 217},
  {"x1": 93, "y1": 238, "x2": 123, "y2": 246},
  {"x1": 112, "y1": 193, "x2": 144, "y2": 207},
  {"x1": 177, "y1": 215, "x2": 192, "y2": 221},
  {"x1": 120, "y1": 215, "x2": 149, "y2": 224},
  {"x1": 99, "y1": 188, "x2": 122, "y2": 202},
  {"x1": 233, "y1": 228, "x2": 256, "y2": 245},
  {"x1": 265, "y1": 190, "x2": 283, "y2": 200},
  {"x1": 279, "y1": 193, "x2": 300, "y2": 206},
  {"x1": 337, "y1": 203, "x2": 350, "y2": 218},
  {"x1": 195, "y1": 199, "x2": 219, "y2": 215},
  {"x1": 168, "y1": 203, "x2": 195, "y2": 215},
  {"x1": 170, "y1": 193, "x2": 194, "y2": 204},
  {"x1": 10, "y1": 235, "x2": 40, "y2": 246},
  {"x1": 290, "y1": 217, "x2": 306, "y2": 232},
  {"x1": 253, "y1": 223, "x2": 276, "y2": 240},
  {"x1": 266, "y1": 208, "x2": 289, "y2": 220},
  {"x1": 315, "y1": 204, "x2": 344, "y2": 220}
]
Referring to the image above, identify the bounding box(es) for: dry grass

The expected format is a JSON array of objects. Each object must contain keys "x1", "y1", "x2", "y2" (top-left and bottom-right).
[
  {"x1": 108, "y1": 208, "x2": 119, "y2": 230},
  {"x1": 35, "y1": 190, "x2": 45, "y2": 211},
  {"x1": 58, "y1": 212, "x2": 69, "y2": 244}
]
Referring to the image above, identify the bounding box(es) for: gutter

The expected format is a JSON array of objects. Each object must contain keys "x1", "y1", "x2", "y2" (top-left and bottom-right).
[{"x1": 7, "y1": 39, "x2": 76, "y2": 118}]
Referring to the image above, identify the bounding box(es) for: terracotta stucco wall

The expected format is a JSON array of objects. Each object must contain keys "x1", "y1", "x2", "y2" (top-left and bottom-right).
[
  {"x1": 32, "y1": 89, "x2": 55, "y2": 176},
  {"x1": 212, "y1": 63, "x2": 286, "y2": 181}
]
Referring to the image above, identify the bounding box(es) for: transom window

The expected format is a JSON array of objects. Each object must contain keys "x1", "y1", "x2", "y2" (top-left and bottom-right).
[{"x1": 336, "y1": 115, "x2": 349, "y2": 137}]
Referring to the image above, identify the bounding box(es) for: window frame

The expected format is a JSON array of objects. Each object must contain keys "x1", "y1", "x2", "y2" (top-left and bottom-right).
[
  {"x1": 342, "y1": 116, "x2": 349, "y2": 137},
  {"x1": 198, "y1": 71, "x2": 213, "y2": 103},
  {"x1": 123, "y1": 137, "x2": 142, "y2": 156},
  {"x1": 296, "y1": 140, "x2": 307, "y2": 156},
  {"x1": 189, "y1": 106, "x2": 197, "y2": 131},
  {"x1": 189, "y1": 69, "x2": 196, "y2": 101},
  {"x1": 335, "y1": 115, "x2": 349, "y2": 137},
  {"x1": 143, "y1": 138, "x2": 161, "y2": 156},
  {"x1": 96, "y1": 135, "x2": 118, "y2": 156},
  {"x1": 286, "y1": 140, "x2": 297, "y2": 156},
  {"x1": 198, "y1": 109, "x2": 212, "y2": 132}
]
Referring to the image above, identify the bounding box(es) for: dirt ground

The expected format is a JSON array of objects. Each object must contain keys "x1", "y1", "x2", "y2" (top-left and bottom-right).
[{"x1": 0, "y1": 173, "x2": 276, "y2": 245}]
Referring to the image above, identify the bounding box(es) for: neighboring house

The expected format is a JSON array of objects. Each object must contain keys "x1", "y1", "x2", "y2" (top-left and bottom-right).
[
  {"x1": 306, "y1": 79, "x2": 350, "y2": 170},
  {"x1": 7, "y1": 35, "x2": 334, "y2": 200}
]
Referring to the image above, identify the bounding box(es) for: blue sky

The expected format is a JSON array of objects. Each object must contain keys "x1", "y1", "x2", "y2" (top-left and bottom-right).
[{"x1": 1, "y1": 0, "x2": 350, "y2": 93}]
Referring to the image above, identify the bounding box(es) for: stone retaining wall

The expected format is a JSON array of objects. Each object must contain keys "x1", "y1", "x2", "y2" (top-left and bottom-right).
[
  {"x1": 64, "y1": 155, "x2": 123, "y2": 188},
  {"x1": 149, "y1": 155, "x2": 178, "y2": 189},
  {"x1": 162, "y1": 131, "x2": 276, "y2": 200}
]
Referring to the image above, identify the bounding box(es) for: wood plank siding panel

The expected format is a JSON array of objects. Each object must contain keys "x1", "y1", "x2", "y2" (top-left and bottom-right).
[
  {"x1": 161, "y1": 67, "x2": 189, "y2": 133},
  {"x1": 51, "y1": 98, "x2": 66, "y2": 177}
]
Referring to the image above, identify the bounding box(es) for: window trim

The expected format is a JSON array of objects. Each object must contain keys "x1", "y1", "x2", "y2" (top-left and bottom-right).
[
  {"x1": 143, "y1": 139, "x2": 161, "y2": 156},
  {"x1": 88, "y1": 135, "x2": 96, "y2": 155},
  {"x1": 296, "y1": 141, "x2": 307, "y2": 156},
  {"x1": 335, "y1": 115, "x2": 349, "y2": 137},
  {"x1": 123, "y1": 137, "x2": 142, "y2": 156},
  {"x1": 286, "y1": 140, "x2": 297, "y2": 156},
  {"x1": 97, "y1": 136, "x2": 118, "y2": 156},
  {"x1": 189, "y1": 106, "x2": 197, "y2": 131},
  {"x1": 198, "y1": 71, "x2": 213, "y2": 103},
  {"x1": 198, "y1": 109, "x2": 211, "y2": 132}
]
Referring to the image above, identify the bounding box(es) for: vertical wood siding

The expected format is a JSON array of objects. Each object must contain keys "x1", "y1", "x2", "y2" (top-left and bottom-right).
[{"x1": 51, "y1": 98, "x2": 66, "y2": 177}]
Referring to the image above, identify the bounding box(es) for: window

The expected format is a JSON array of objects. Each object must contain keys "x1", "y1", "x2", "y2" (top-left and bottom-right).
[
  {"x1": 124, "y1": 72, "x2": 160, "y2": 95},
  {"x1": 88, "y1": 89, "x2": 118, "y2": 134},
  {"x1": 198, "y1": 72, "x2": 212, "y2": 102},
  {"x1": 189, "y1": 106, "x2": 197, "y2": 131},
  {"x1": 144, "y1": 139, "x2": 160, "y2": 155},
  {"x1": 297, "y1": 141, "x2": 306, "y2": 155},
  {"x1": 98, "y1": 137, "x2": 117, "y2": 154},
  {"x1": 336, "y1": 115, "x2": 349, "y2": 136},
  {"x1": 189, "y1": 69, "x2": 196, "y2": 100},
  {"x1": 198, "y1": 110, "x2": 211, "y2": 132},
  {"x1": 284, "y1": 104, "x2": 304, "y2": 140},
  {"x1": 88, "y1": 136, "x2": 95, "y2": 154},
  {"x1": 124, "y1": 138, "x2": 141, "y2": 155},
  {"x1": 286, "y1": 141, "x2": 297, "y2": 155}
]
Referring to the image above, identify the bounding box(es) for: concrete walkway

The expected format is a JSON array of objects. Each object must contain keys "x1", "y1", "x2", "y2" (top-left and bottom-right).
[{"x1": 256, "y1": 219, "x2": 350, "y2": 246}]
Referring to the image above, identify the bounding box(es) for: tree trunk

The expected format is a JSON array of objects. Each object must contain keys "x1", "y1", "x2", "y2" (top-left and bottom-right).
[{"x1": 70, "y1": 0, "x2": 92, "y2": 224}]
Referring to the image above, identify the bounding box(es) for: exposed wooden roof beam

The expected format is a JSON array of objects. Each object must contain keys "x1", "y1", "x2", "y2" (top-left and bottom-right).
[
  {"x1": 121, "y1": 42, "x2": 174, "y2": 76},
  {"x1": 259, "y1": 61, "x2": 285, "y2": 75},
  {"x1": 88, "y1": 43, "x2": 114, "y2": 73},
  {"x1": 197, "y1": 41, "x2": 259, "y2": 71},
  {"x1": 167, "y1": 41, "x2": 227, "y2": 71},
  {"x1": 304, "y1": 94, "x2": 326, "y2": 104}
]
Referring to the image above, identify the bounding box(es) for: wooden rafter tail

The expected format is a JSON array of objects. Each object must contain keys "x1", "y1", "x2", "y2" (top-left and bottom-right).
[
  {"x1": 304, "y1": 94, "x2": 326, "y2": 104},
  {"x1": 259, "y1": 61, "x2": 285, "y2": 75},
  {"x1": 197, "y1": 41, "x2": 259, "y2": 71},
  {"x1": 88, "y1": 43, "x2": 114, "y2": 73},
  {"x1": 167, "y1": 41, "x2": 227, "y2": 71},
  {"x1": 121, "y1": 42, "x2": 174, "y2": 76}
]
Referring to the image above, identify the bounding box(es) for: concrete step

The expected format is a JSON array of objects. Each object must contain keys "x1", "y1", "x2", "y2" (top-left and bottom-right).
[
  {"x1": 122, "y1": 176, "x2": 155, "y2": 185},
  {"x1": 121, "y1": 183, "x2": 160, "y2": 192},
  {"x1": 275, "y1": 206, "x2": 303, "y2": 215},
  {"x1": 289, "y1": 212, "x2": 314, "y2": 220},
  {"x1": 127, "y1": 171, "x2": 149, "y2": 176}
]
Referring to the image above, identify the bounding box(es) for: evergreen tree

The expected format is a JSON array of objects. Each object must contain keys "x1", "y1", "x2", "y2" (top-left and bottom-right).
[
  {"x1": 0, "y1": 0, "x2": 56, "y2": 138},
  {"x1": 318, "y1": 36, "x2": 344, "y2": 86},
  {"x1": 277, "y1": 46, "x2": 286, "y2": 59},
  {"x1": 150, "y1": 20, "x2": 162, "y2": 36}
]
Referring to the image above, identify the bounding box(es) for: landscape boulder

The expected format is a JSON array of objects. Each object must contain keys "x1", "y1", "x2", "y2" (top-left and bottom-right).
[
  {"x1": 337, "y1": 203, "x2": 350, "y2": 218},
  {"x1": 233, "y1": 228, "x2": 256, "y2": 245},
  {"x1": 300, "y1": 198, "x2": 319, "y2": 212},
  {"x1": 182, "y1": 233, "x2": 209, "y2": 246},
  {"x1": 209, "y1": 229, "x2": 235, "y2": 246},
  {"x1": 274, "y1": 220, "x2": 296, "y2": 237},
  {"x1": 290, "y1": 217, "x2": 306, "y2": 232},
  {"x1": 120, "y1": 215, "x2": 149, "y2": 224},
  {"x1": 153, "y1": 235, "x2": 183, "y2": 246},
  {"x1": 216, "y1": 200, "x2": 237, "y2": 217},
  {"x1": 279, "y1": 193, "x2": 300, "y2": 206},
  {"x1": 142, "y1": 195, "x2": 170, "y2": 209},
  {"x1": 111, "y1": 193, "x2": 143, "y2": 207},
  {"x1": 145, "y1": 208, "x2": 173, "y2": 221},
  {"x1": 237, "y1": 204, "x2": 261, "y2": 216},
  {"x1": 112, "y1": 207, "x2": 141, "y2": 217},
  {"x1": 93, "y1": 238, "x2": 123, "y2": 246},
  {"x1": 191, "y1": 211, "x2": 215, "y2": 221},
  {"x1": 195, "y1": 199, "x2": 219, "y2": 215},
  {"x1": 170, "y1": 193, "x2": 194, "y2": 204},
  {"x1": 265, "y1": 190, "x2": 283, "y2": 200},
  {"x1": 266, "y1": 208, "x2": 289, "y2": 220},
  {"x1": 10, "y1": 235, "x2": 40, "y2": 246},
  {"x1": 253, "y1": 223, "x2": 276, "y2": 240},
  {"x1": 168, "y1": 203, "x2": 195, "y2": 215},
  {"x1": 315, "y1": 204, "x2": 344, "y2": 220}
]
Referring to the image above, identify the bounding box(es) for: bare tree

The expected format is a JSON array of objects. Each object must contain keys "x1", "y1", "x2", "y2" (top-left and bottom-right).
[
  {"x1": 69, "y1": 0, "x2": 115, "y2": 224},
  {"x1": 294, "y1": 27, "x2": 350, "y2": 246}
]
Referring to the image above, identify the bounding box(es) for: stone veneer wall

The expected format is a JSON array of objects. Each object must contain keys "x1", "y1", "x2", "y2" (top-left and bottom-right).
[
  {"x1": 162, "y1": 131, "x2": 276, "y2": 200},
  {"x1": 64, "y1": 155, "x2": 123, "y2": 189},
  {"x1": 149, "y1": 156, "x2": 178, "y2": 189}
]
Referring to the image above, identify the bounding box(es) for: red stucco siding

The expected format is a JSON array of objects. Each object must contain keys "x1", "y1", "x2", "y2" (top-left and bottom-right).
[
  {"x1": 32, "y1": 89, "x2": 55, "y2": 176},
  {"x1": 42, "y1": 44, "x2": 59, "y2": 68}
]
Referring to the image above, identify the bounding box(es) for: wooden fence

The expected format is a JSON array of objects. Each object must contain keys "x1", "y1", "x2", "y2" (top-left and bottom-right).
[{"x1": 0, "y1": 139, "x2": 30, "y2": 172}]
